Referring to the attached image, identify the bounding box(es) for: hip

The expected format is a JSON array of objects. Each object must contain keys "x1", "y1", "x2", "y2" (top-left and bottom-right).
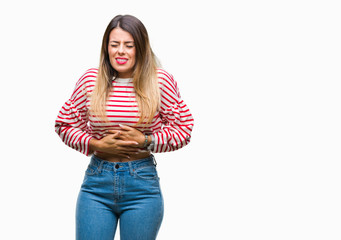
[{"x1": 80, "y1": 154, "x2": 161, "y2": 201}]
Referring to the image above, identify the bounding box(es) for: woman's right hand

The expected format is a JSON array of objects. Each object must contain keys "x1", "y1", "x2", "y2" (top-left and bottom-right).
[{"x1": 89, "y1": 132, "x2": 140, "y2": 159}]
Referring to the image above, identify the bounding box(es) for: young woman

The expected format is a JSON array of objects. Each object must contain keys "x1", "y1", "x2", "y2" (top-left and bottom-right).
[{"x1": 55, "y1": 15, "x2": 194, "y2": 240}]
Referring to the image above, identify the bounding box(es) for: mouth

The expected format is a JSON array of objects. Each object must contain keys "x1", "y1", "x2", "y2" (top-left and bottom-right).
[{"x1": 115, "y1": 58, "x2": 128, "y2": 65}]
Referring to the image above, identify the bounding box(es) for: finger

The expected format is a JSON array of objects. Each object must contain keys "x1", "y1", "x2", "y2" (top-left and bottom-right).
[
  {"x1": 119, "y1": 124, "x2": 134, "y2": 131},
  {"x1": 116, "y1": 143, "x2": 141, "y2": 151},
  {"x1": 110, "y1": 131, "x2": 121, "y2": 139},
  {"x1": 103, "y1": 132, "x2": 116, "y2": 138},
  {"x1": 105, "y1": 129, "x2": 120, "y2": 134},
  {"x1": 118, "y1": 140, "x2": 139, "y2": 147},
  {"x1": 107, "y1": 132, "x2": 130, "y2": 141},
  {"x1": 116, "y1": 147, "x2": 140, "y2": 155},
  {"x1": 106, "y1": 130, "x2": 130, "y2": 140},
  {"x1": 120, "y1": 149, "x2": 140, "y2": 154}
]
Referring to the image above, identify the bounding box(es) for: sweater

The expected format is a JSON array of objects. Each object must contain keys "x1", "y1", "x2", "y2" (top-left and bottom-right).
[{"x1": 55, "y1": 68, "x2": 194, "y2": 156}]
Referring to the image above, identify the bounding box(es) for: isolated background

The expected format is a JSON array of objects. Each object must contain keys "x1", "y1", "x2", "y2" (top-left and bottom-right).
[{"x1": 1, "y1": 0, "x2": 340, "y2": 239}]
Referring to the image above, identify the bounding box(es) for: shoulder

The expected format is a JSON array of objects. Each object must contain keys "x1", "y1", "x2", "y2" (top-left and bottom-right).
[
  {"x1": 71, "y1": 68, "x2": 98, "y2": 98},
  {"x1": 157, "y1": 68, "x2": 178, "y2": 93},
  {"x1": 75, "y1": 68, "x2": 98, "y2": 88},
  {"x1": 157, "y1": 68, "x2": 173, "y2": 80},
  {"x1": 157, "y1": 68, "x2": 175, "y2": 84}
]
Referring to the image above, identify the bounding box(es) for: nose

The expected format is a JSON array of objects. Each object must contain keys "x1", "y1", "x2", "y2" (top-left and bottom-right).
[{"x1": 118, "y1": 44, "x2": 125, "y2": 54}]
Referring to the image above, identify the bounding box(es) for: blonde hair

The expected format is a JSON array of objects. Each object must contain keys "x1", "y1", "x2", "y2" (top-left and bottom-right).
[{"x1": 90, "y1": 15, "x2": 160, "y2": 125}]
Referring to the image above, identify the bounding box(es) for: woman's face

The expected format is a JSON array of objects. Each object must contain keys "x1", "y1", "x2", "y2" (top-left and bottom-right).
[{"x1": 108, "y1": 27, "x2": 136, "y2": 78}]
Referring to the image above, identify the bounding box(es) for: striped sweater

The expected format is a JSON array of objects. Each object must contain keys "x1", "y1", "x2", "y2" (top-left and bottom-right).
[{"x1": 55, "y1": 68, "x2": 194, "y2": 156}]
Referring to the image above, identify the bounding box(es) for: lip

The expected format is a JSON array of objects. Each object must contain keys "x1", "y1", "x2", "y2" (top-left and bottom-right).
[{"x1": 115, "y1": 57, "x2": 128, "y2": 65}]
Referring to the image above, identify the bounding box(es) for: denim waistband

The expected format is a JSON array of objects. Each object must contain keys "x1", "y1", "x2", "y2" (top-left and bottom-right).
[{"x1": 90, "y1": 154, "x2": 156, "y2": 172}]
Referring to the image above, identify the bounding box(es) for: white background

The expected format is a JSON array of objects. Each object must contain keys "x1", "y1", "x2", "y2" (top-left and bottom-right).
[{"x1": 1, "y1": 0, "x2": 340, "y2": 239}]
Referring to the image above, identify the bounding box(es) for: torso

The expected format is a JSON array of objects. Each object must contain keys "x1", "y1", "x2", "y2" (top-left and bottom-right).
[{"x1": 94, "y1": 151, "x2": 151, "y2": 162}]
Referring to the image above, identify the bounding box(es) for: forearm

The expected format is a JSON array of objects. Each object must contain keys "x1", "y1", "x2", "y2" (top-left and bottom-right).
[
  {"x1": 89, "y1": 138, "x2": 102, "y2": 154},
  {"x1": 55, "y1": 124, "x2": 93, "y2": 156},
  {"x1": 152, "y1": 126, "x2": 192, "y2": 153}
]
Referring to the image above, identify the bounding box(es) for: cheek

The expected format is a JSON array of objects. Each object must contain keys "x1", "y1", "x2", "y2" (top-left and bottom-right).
[
  {"x1": 131, "y1": 57, "x2": 136, "y2": 65},
  {"x1": 132, "y1": 56, "x2": 136, "y2": 64},
  {"x1": 108, "y1": 49, "x2": 116, "y2": 57},
  {"x1": 129, "y1": 48, "x2": 136, "y2": 58},
  {"x1": 108, "y1": 52, "x2": 116, "y2": 68}
]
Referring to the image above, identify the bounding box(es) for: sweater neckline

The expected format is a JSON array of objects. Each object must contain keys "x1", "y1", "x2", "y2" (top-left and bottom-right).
[{"x1": 113, "y1": 77, "x2": 133, "y2": 83}]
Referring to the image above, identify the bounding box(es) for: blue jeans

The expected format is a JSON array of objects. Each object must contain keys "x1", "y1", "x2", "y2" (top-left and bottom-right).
[{"x1": 76, "y1": 155, "x2": 164, "y2": 240}]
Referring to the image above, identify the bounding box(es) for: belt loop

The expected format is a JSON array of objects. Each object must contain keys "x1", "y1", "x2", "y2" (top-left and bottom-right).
[
  {"x1": 128, "y1": 161, "x2": 134, "y2": 176},
  {"x1": 98, "y1": 159, "x2": 104, "y2": 173},
  {"x1": 152, "y1": 155, "x2": 157, "y2": 166}
]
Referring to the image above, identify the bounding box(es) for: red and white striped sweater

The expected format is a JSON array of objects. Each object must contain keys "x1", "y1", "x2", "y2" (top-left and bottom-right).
[{"x1": 55, "y1": 68, "x2": 194, "y2": 156}]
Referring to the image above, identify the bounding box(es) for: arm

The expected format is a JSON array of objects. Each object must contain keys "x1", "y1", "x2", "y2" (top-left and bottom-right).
[
  {"x1": 105, "y1": 124, "x2": 152, "y2": 149},
  {"x1": 153, "y1": 70, "x2": 194, "y2": 153},
  {"x1": 105, "y1": 71, "x2": 194, "y2": 153},
  {"x1": 54, "y1": 71, "x2": 94, "y2": 156},
  {"x1": 55, "y1": 69, "x2": 141, "y2": 157},
  {"x1": 89, "y1": 131, "x2": 140, "y2": 158}
]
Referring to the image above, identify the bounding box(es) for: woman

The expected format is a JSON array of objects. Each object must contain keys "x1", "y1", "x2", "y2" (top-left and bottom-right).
[{"x1": 55, "y1": 15, "x2": 194, "y2": 240}]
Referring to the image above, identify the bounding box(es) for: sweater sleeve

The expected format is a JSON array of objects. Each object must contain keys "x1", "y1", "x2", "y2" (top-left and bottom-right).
[
  {"x1": 55, "y1": 70, "x2": 95, "y2": 156},
  {"x1": 153, "y1": 70, "x2": 194, "y2": 153}
]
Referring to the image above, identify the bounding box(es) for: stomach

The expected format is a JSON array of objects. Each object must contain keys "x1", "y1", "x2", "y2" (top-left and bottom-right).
[{"x1": 94, "y1": 150, "x2": 151, "y2": 162}]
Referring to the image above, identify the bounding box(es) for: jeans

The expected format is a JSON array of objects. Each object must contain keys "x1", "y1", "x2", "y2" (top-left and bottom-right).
[{"x1": 76, "y1": 155, "x2": 164, "y2": 240}]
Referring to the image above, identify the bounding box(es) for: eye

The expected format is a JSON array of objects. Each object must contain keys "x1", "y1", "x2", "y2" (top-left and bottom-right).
[
  {"x1": 127, "y1": 45, "x2": 134, "y2": 48},
  {"x1": 110, "y1": 44, "x2": 118, "y2": 48}
]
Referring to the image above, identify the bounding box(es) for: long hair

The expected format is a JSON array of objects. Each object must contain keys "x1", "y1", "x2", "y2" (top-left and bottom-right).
[{"x1": 90, "y1": 15, "x2": 160, "y2": 125}]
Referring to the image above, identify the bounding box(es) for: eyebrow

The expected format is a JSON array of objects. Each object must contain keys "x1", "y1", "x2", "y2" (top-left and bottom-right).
[{"x1": 110, "y1": 40, "x2": 134, "y2": 44}]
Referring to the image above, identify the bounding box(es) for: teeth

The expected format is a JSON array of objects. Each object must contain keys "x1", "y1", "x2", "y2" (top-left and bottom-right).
[{"x1": 117, "y1": 58, "x2": 127, "y2": 62}]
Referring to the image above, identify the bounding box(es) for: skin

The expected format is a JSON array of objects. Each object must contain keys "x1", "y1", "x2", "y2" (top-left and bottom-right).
[
  {"x1": 89, "y1": 28, "x2": 152, "y2": 162},
  {"x1": 108, "y1": 27, "x2": 136, "y2": 78}
]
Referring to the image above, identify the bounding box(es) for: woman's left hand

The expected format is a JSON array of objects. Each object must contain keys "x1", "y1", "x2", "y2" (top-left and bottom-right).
[{"x1": 106, "y1": 124, "x2": 145, "y2": 148}]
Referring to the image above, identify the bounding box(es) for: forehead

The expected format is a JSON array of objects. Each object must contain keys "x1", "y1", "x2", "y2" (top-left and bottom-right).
[{"x1": 109, "y1": 27, "x2": 134, "y2": 42}]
